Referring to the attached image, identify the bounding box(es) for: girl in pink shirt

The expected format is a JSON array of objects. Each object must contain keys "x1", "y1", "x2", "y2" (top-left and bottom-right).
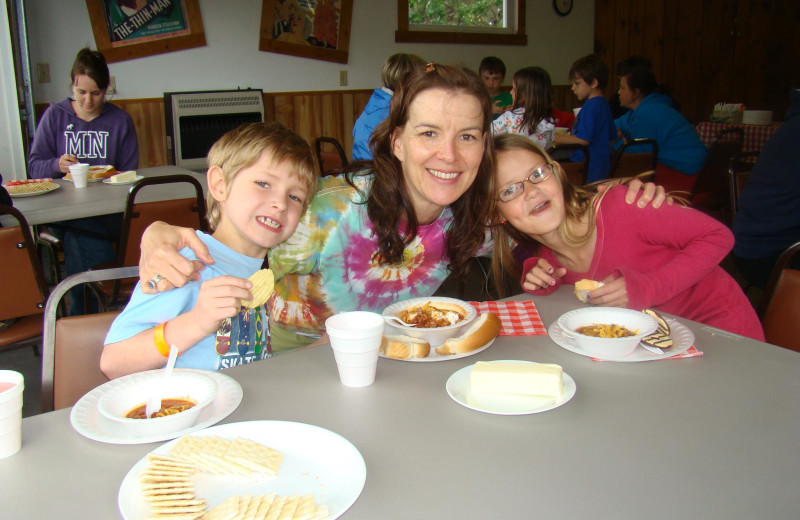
[{"x1": 490, "y1": 134, "x2": 763, "y2": 340}]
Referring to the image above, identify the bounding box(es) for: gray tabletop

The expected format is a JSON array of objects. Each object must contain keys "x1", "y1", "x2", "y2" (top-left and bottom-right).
[
  {"x1": 3, "y1": 165, "x2": 207, "y2": 226},
  {"x1": 2, "y1": 288, "x2": 799, "y2": 519}
]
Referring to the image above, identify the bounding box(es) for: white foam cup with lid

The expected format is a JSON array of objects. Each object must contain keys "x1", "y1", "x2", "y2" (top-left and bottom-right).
[
  {"x1": 325, "y1": 311, "x2": 385, "y2": 387},
  {"x1": 68, "y1": 163, "x2": 90, "y2": 188},
  {"x1": 0, "y1": 370, "x2": 24, "y2": 459}
]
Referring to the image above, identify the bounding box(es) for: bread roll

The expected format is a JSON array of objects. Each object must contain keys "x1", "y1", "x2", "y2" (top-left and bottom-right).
[
  {"x1": 88, "y1": 165, "x2": 116, "y2": 179},
  {"x1": 574, "y1": 279, "x2": 604, "y2": 303},
  {"x1": 435, "y1": 313, "x2": 501, "y2": 355},
  {"x1": 380, "y1": 335, "x2": 431, "y2": 359}
]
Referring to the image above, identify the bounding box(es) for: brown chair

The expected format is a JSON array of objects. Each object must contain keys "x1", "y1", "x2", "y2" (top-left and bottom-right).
[
  {"x1": 548, "y1": 143, "x2": 590, "y2": 186},
  {"x1": 314, "y1": 136, "x2": 349, "y2": 176},
  {"x1": 41, "y1": 266, "x2": 138, "y2": 412},
  {"x1": 728, "y1": 151, "x2": 759, "y2": 226},
  {"x1": 609, "y1": 138, "x2": 659, "y2": 179},
  {"x1": 758, "y1": 241, "x2": 800, "y2": 352},
  {"x1": 691, "y1": 128, "x2": 744, "y2": 223},
  {"x1": 0, "y1": 205, "x2": 50, "y2": 356},
  {"x1": 93, "y1": 174, "x2": 207, "y2": 307}
]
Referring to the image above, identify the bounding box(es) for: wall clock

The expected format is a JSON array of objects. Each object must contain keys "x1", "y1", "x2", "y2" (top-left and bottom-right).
[{"x1": 554, "y1": 0, "x2": 573, "y2": 16}]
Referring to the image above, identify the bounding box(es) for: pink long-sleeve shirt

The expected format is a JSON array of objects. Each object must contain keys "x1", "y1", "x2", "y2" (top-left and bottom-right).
[{"x1": 523, "y1": 186, "x2": 764, "y2": 340}]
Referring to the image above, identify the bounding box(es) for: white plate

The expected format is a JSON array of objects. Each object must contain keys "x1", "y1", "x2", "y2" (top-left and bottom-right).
[
  {"x1": 380, "y1": 337, "x2": 495, "y2": 363},
  {"x1": 70, "y1": 369, "x2": 242, "y2": 444},
  {"x1": 103, "y1": 175, "x2": 144, "y2": 185},
  {"x1": 63, "y1": 176, "x2": 103, "y2": 183},
  {"x1": 6, "y1": 183, "x2": 61, "y2": 197},
  {"x1": 118, "y1": 420, "x2": 366, "y2": 520},
  {"x1": 548, "y1": 317, "x2": 694, "y2": 362},
  {"x1": 446, "y1": 360, "x2": 576, "y2": 415}
]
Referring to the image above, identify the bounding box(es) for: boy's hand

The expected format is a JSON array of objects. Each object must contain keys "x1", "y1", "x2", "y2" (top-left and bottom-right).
[
  {"x1": 522, "y1": 258, "x2": 566, "y2": 291},
  {"x1": 585, "y1": 275, "x2": 629, "y2": 307},
  {"x1": 189, "y1": 276, "x2": 254, "y2": 336},
  {"x1": 492, "y1": 101, "x2": 506, "y2": 115},
  {"x1": 140, "y1": 222, "x2": 214, "y2": 293}
]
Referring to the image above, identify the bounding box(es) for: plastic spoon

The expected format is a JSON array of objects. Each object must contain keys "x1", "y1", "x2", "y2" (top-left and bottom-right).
[{"x1": 145, "y1": 345, "x2": 179, "y2": 418}]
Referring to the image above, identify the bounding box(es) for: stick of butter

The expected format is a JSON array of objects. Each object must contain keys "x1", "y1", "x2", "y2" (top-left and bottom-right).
[
  {"x1": 109, "y1": 170, "x2": 138, "y2": 183},
  {"x1": 470, "y1": 361, "x2": 563, "y2": 397}
]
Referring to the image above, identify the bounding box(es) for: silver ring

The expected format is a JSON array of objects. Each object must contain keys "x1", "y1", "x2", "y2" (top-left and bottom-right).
[{"x1": 147, "y1": 274, "x2": 164, "y2": 290}]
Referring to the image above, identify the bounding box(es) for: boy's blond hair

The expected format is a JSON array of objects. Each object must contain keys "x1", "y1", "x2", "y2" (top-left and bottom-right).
[{"x1": 205, "y1": 122, "x2": 317, "y2": 230}]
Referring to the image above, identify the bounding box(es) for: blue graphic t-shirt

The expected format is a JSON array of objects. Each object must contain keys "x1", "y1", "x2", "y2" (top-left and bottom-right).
[{"x1": 105, "y1": 231, "x2": 271, "y2": 371}]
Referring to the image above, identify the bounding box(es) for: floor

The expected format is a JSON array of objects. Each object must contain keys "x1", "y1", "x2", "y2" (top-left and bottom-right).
[{"x1": 2, "y1": 254, "x2": 760, "y2": 419}]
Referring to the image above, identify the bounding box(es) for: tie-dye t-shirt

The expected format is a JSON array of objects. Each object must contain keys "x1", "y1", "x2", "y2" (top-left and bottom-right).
[{"x1": 268, "y1": 171, "x2": 485, "y2": 337}]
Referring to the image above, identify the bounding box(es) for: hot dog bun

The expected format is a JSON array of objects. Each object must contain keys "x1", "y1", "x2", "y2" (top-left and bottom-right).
[
  {"x1": 435, "y1": 312, "x2": 501, "y2": 355},
  {"x1": 380, "y1": 335, "x2": 431, "y2": 359},
  {"x1": 88, "y1": 165, "x2": 116, "y2": 179}
]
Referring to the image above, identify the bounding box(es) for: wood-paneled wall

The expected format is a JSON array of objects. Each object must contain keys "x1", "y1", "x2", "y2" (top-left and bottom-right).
[
  {"x1": 38, "y1": 86, "x2": 576, "y2": 169},
  {"x1": 595, "y1": 0, "x2": 800, "y2": 123}
]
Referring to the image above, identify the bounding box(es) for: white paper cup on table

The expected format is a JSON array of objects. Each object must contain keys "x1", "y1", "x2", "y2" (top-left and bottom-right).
[
  {"x1": 68, "y1": 163, "x2": 90, "y2": 188},
  {"x1": 325, "y1": 311, "x2": 384, "y2": 387},
  {"x1": 0, "y1": 370, "x2": 24, "y2": 459}
]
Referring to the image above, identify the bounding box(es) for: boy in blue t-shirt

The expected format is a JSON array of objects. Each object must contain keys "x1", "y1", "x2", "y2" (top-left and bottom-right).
[
  {"x1": 101, "y1": 123, "x2": 318, "y2": 378},
  {"x1": 554, "y1": 54, "x2": 617, "y2": 183}
]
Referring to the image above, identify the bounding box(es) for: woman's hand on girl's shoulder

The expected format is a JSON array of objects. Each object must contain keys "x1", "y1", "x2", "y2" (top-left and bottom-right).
[
  {"x1": 522, "y1": 258, "x2": 566, "y2": 292},
  {"x1": 598, "y1": 177, "x2": 673, "y2": 208}
]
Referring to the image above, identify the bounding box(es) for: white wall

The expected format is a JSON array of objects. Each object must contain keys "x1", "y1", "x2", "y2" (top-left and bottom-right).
[{"x1": 25, "y1": 0, "x2": 595, "y2": 103}]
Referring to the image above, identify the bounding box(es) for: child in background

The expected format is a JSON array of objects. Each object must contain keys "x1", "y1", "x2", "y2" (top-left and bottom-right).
[
  {"x1": 490, "y1": 134, "x2": 763, "y2": 340},
  {"x1": 554, "y1": 54, "x2": 616, "y2": 183},
  {"x1": 492, "y1": 67, "x2": 556, "y2": 152},
  {"x1": 101, "y1": 123, "x2": 318, "y2": 378},
  {"x1": 479, "y1": 56, "x2": 513, "y2": 119},
  {"x1": 352, "y1": 53, "x2": 425, "y2": 160}
]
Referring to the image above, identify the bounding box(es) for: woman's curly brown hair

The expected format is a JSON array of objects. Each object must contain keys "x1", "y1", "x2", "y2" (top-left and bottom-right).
[{"x1": 347, "y1": 63, "x2": 495, "y2": 280}]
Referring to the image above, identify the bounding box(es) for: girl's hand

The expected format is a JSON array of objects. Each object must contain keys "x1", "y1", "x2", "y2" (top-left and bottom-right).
[
  {"x1": 59, "y1": 154, "x2": 78, "y2": 174},
  {"x1": 139, "y1": 222, "x2": 214, "y2": 293},
  {"x1": 189, "y1": 276, "x2": 253, "y2": 336},
  {"x1": 522, "y1": 258, "x2": 567, "y2": 292},
  {"x1": 587, "y1": 275, "x2": 629, "y2": 307}
]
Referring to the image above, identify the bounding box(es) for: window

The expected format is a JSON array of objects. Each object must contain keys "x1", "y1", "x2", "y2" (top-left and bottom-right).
[{"x1": 396, "y1": 0, "x2": 526, "y2": 45}]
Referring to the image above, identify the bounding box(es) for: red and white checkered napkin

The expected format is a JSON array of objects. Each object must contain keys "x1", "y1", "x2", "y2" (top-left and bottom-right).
[
  {"x1": 470, "y1": 300, "x2": 547, "y2": 336},
  {"x1": 590, "y1": 346, "x2": 704, "y2": 362}
]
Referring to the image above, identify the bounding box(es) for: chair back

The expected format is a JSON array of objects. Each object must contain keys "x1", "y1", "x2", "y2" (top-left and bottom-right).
[
  {"x1": 41, "y1": 266, "x2": 139, "y2": 411},
  {"x1": 728, "y1": 150, "x2": 759, "y2": 225},
  {"x1": 314, "y1": 136, "x2": 349, "y2": 176},
  {"x1": 691, "y1": 128, "x2": 744, "y2": 199},
  {"x1": 549, "y1": 143, "x2": 590, "y2": 186},
  {"x1": 609, "y1": 138, "x2": 659, "y2": 178},
  {"x1": 0, "y1": 205, "x2": 50, "y2": 352},
  {"x1": 759, "y1": 241, "x2": 800, "y2": 352}
]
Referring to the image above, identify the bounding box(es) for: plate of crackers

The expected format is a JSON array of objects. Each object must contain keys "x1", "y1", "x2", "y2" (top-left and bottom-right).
[
  {"x1": 547, "y1": 313, "x2": 694, "y2": 362},
  {"x1": 3, "y1": 178, "x2": 60, "y2": 197},
  {"x1": 118, "y1": 420, "x2": 366, "y2": 520},
  {"x1": 70, "y1": 369, "x2": 243, "y2": 444}
]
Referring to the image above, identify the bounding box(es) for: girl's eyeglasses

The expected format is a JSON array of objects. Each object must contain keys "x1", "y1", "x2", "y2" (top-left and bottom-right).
[{"x1": 497, "y1": 163, "x2": 555, "y2": 202}]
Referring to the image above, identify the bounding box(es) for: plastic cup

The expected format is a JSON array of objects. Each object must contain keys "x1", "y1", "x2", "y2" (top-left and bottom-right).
[
  {"x1": 325, "y1": 311, "x2": 384, "y2": 387},
  {"x1": 68, "y1": 163, "x2": 90, "y2": 188},
  {"x1": 0, "y1": 370, "x2": 24, "y2": 459}
]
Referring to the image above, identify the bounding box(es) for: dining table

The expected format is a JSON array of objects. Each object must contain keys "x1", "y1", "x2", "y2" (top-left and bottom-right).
[
  {"x1": 2, "y1": 287, "x2": 799, "y2": 519},
  {"x1": 695, "y1": 121, "x2": 782, "y2": 158},
  {"x1": 0, "y1": 165, "x2": 207, "y2": 227}
]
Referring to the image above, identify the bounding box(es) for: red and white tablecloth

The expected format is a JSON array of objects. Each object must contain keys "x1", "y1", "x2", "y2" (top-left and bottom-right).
[{"x1": 695, "y1": 121, "x2": 782, "y2": 154}]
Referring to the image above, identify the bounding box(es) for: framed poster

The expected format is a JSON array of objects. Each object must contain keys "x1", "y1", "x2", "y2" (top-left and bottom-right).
[
  {"x1": 259, "y1": 0, "x2": 352, "y2": 64},
  {"x1": 86, "y1": 0, "x2": 206, "y2": 63}
]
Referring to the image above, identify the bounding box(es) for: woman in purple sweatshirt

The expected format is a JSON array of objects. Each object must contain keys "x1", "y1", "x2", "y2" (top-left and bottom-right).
[
  {"x1": 28, "y1": 48, "x2": 139, "y2": 314},
  {"x1": 490, "y1": 134, "x2": 762, "y2": 340}
]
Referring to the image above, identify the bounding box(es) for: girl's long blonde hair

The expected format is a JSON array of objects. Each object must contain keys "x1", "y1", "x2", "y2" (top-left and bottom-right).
[{"x1": 490, "y1": 134, "x2": 598, "y2": 297}]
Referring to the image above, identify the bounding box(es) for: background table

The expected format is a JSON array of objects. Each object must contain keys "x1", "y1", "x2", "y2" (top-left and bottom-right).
[
  {"x1": 2, "y1": 288, "x2": 799, "y2": 519},
  {"x1": 1, "y1": 165, "x2": 206, "y2": 227},
  {"x1": 695, "y1": 121, "x2": 782, "y2": 155}
]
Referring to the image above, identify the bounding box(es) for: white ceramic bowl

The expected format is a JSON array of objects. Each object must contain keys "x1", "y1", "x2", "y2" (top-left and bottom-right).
[
  {"x1": 98, "y1": 369, "x2": 218, "y2": 438},
  {"x1": 557, "y1": 308, "x2": 658, "y2": 358},
  {"x1": 382, "y1": 297, "x2": 477, "y2": 347}
]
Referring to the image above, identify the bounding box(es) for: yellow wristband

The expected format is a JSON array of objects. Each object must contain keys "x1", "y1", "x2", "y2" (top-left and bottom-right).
[{"x1": 154, "y1": 322, "x2": 171, "y2": 358}]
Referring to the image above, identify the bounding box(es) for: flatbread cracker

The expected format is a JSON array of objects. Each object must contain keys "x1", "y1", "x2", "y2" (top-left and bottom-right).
[
  {"x1": 242, "y1": 269, "x2": 274, "y2": 308},
  {"x1": 203, "y1": 495, "x2": 240, "y2": 520},
  {"x1": 226, "y1": 438, "x2": 283, "y2": 476}
]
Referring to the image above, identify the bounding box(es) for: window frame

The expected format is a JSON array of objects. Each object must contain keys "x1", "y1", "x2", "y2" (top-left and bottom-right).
[{"x1": 396, "y1": 0, "x2": 526, "y2": 45}]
